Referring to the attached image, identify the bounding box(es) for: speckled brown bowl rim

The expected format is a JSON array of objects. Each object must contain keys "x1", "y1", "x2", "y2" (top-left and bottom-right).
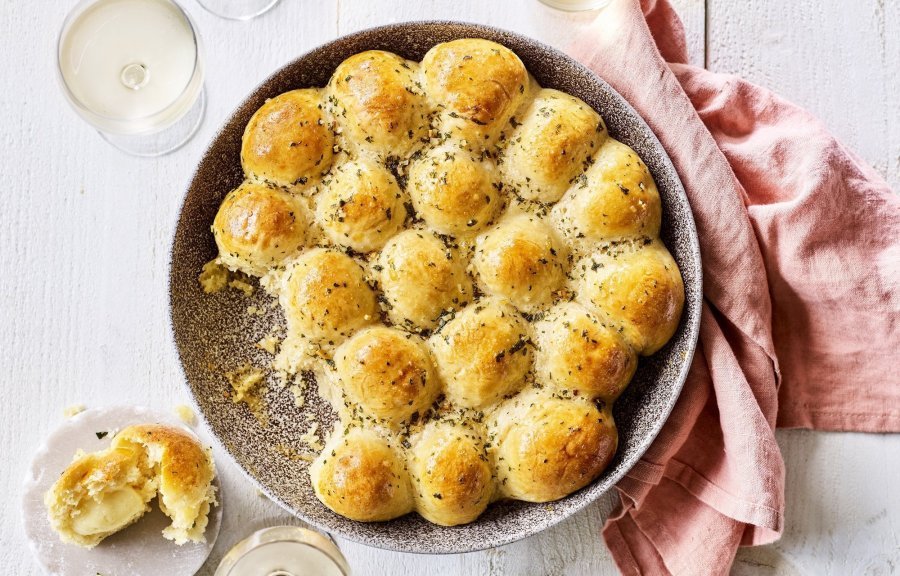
[{"x1": 169, "y1": 21, "x2": 702, "y2": 554}]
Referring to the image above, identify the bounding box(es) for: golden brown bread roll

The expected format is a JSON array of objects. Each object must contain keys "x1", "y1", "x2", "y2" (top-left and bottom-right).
[
  {"x1": 407, "y1": 144, "x2": 502, "y2": 236},
  {"x1": 489, "y1": 389, "x2": 617, "y2": 502},
  {"x1": 280, "y1": 248, "x2": 378, "y2": 347},
  {"x1": 327, "y1": 50, "x2": 429, "y2": 158},
  {"x1": 315, "y1": 159, "x2": 407, "y2": 252},
  {"x1": 422, "y1": 38, "x2": 528, "y2": 144},
  {"x1": 375, "y1": 230, "x2": 473, "y2": 331},
  {"x1": 44, "y1": 424, "x2": 216, "y2": 548},
  {"x1": 429, "y1": 297, "x2": 531, "y2": 408},
  {"x1": 241, "y1": 89, "x2": 333, "y2": 187},
  {"x1": 212, "y1": 180, "x2": 308, "y2": 276},
  {"x1": 533, "y1": 302, "x2": 637, "y2": 402},
  {"x1": 501, "y1": 89, "x2": 607, "y2": 203},
  {"x1": 333, "y1": 326, "x2": 441, "y2": 424},
  {"x1": 553, "y1": 138, "x2": 661, "y2": 244},
  {"x1": 112, "y1": 425, "x2": 217, "y2": 545},
  {"x1": 575, "y1": 241, "x2": 684, "y2": 355},
  {"x1": 310, "y1": 427, "x2": 413, "y2": 522},
  {"x1": 473, "y1": 213, "x2": 567, "y2": 310},
  {"x1": 408, "y1": 421, "x2": 494, "y2": 526}
]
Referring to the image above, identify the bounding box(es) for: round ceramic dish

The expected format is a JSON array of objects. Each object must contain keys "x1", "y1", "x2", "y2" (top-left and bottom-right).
[{"x1": 169, "y1": 21, "x2": 702, "y2": 554}]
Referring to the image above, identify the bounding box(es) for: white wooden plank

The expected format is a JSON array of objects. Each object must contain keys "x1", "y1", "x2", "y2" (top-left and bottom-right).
[
  {"x1": 733, "y1": 431, "x2": 900, "y2": 574},
  {"x1": 707, "y1": 0, "x2": 900, "y2": 191},
  {"x1": 669, "y1": 0, "x2": 706, "y2": 67}
]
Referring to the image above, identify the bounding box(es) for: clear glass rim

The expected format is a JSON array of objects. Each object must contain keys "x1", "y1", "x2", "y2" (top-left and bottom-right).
[
  {"x1": 195, "y1": 0, "x2": 281, "y2": 21},
  {"x1": 56, "y1": 0, "x2": 204, "y2": 133},
  {"x1": 214, "y1": 525, "x2": 351, "y2": 576}
]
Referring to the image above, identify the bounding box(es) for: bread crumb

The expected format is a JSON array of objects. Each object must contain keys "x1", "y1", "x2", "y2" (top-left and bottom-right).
[
  {"x1": 247, "y1": 305, "x2": 266, "y2": 317},
  {"x1": 288, "y1": 385, "x2": 306, "y2": 407},
  {"x1": 198, "y1": 260, "x2": 229, "y2": 293},
  {"x1": 174, "y1": 404, "x2": 196, "y2": 426},
  {"x1": 256, "y1": 333, "x2": 281, "y2": 355},
  {"x1": 274, "y1": 370, "x2": 290, "y2": 389},
  {"x1": 229, "y1": 277, "x2": 255, "y2": 296},
  {"x1": 273, "y1": 443, "x2": 316, "y2": 462},
  {"x1": 63, "y1": 405, "x2": 85, "y2": 418},
  {"x1": 300, "y1": 422, "x2": 323, "y2": 451},
  {"x1": 227, "y1": 365, "x2": 265, "y2": 403},
  {"x1": 199, "y1": 259, "x2": 257, "y2": 296},
  {"x1": 288, "y1": 374, "x2": 307, "y2": 407},
  {"x1": 226, "y1": 364, "x2": 267, "y2": 419}
]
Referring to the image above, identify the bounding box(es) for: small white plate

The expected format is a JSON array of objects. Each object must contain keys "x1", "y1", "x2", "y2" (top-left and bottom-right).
[{"x1": 22, "y1": 406, "x2": 223, "y2": 576}]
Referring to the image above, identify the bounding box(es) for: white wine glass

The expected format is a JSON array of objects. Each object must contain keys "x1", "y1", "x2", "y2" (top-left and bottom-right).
[
  {"x1": 195, "y1": 0, "x2": 282, "y2": 21},
  {"x1": 215, "y1": 525, "x2": 351, "y2": 576},
  {"x1": 57, "y1": 0, "x2": 205, "y2": 157}
]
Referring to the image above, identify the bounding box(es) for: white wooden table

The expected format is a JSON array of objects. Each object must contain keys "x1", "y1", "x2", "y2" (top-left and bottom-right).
[{"x1": 1, "y1": 1, "x2": 898, "y2": 574}]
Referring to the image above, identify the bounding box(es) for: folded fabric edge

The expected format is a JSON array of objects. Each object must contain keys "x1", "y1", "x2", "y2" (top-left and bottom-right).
[
  {"x1": 665, "y1": 458, "x2": 783, "y2": 533},
  {"x1": 604, "y1": 506, "x2": 673, "y2": 576}
]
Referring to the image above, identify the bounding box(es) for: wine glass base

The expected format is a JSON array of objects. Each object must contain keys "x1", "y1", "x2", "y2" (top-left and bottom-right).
[
  {"x1": 99, "y1": 87, "x2": 205, "y2": 158},
  {"x1": 196, "y1": 0, "x2": 281, "y2": 21}
]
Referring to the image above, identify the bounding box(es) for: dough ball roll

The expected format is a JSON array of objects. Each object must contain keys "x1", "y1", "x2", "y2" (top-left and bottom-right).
[
  {"x1": 280, "y1": 248, "x2": 378, "y2": 347},
  {"x1": 241, "y1": 89, "x2": 334, "y2": 187},
  {"x1": 490, "y1": 390, "x2": 617, "y2": 502},
  {"x1": 310, "y1": 428, "x2": 413, "y2": 522},
  {"x1": 333, "y1": 326, "x2": 441, "y2": 424},
  {"x1": 407, "y1": 145, "x2": 502, "y2": 236},
  {"x1": 111, "y1": 425, "x2": 217, "y2": 545},
  {"x1": 375, "y1": 230, "x2": 473, "y2": 331},
  {"x1": 213, "y1": 180, "x2": 308, "y2": 276},
  {"x1": 422, "y1": 38, "x2": 529, "y2": 144},
  {"x1": 429, "y1": 297, "x2": 531, "y2": 409},
  {"x1": 501, "y1": 88, "x2": 607, "y2": 203},
  {"x1": 575, "y1": 241, "x2": 684, "y2": 355},
  {"x1": 553, "y1": 138, "x2": 661, "y2": 244},
  {"x1": 533, "y1": 302, "x2": 637, "y2": 402},
  {"x1": 44, "y1": 446, "x2": 154, "y2": 548},
  {"x1": 473, "y1": 214, "x2": 567, "y2": 311},
  {"x1": 408, "y1": 421, "x2": 494, "y2": 526},
  {"x1": 327, "y1": 50, "x2": 430, "y2": 158},
  {"x1": 316, "y1": 159, "x2": 407, "y2": 253}
]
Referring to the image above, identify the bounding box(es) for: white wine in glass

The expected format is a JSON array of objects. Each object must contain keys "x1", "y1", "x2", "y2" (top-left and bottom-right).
[
  {"x1": 215, "y1": 526, "x2": 351, "y2": 576},
  {"x1": 57, "y1": 0, "x2": 205, "y2": 157}
]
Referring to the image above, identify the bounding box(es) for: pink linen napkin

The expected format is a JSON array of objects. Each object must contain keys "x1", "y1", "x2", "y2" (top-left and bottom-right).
[{"x1": 569, "y1": 0, "x2": 900, "y2": 573}]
